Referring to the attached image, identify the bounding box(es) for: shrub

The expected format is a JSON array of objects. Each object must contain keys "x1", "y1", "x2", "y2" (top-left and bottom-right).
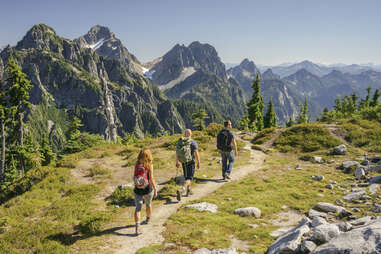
[
  {"x1": 274, "y1": 124, "x2": 341, "y2": 153},
  {"x1": 108, "y1": 186, "x2": 134, "y2": 207},
  {"x1": 78, "y1": 213, "x2": 110, "y2": 234},
  {"x1": 341, "y1": 119, "x2": 381, "y2": 152},
  {"x1": 205, "y1": 122, "x2": 224, "y2": 137},
  {"x1": 252, "y1": 128, "x2": 276, "y2": 144},
  {"x1": 88, "y1": 164, "x2": 112, "y2": 178}
]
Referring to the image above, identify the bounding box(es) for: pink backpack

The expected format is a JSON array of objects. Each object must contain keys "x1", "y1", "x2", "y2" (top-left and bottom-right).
[{"x1": 134, "y1": 164, "x2": 149, "y2": 189}]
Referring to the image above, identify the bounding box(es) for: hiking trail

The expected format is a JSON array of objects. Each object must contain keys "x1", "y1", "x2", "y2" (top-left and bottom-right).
[{"x1": 108, "y1": 134, "x2": 267, "y2": 254}]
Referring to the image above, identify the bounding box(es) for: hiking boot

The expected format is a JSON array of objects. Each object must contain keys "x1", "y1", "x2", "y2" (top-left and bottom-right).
[
  {"x1": 186, "y1": 186, "x2": 192, "y2": 197},
  {"x1": 176, "y1": 190, "x2": 181, "y2": 201},
  {"x1": 145, "y1": 216, "x2": 150, "y2": 224},
  {"x1": 225, "y1": 174, "x2": 231, "y2": 180}
]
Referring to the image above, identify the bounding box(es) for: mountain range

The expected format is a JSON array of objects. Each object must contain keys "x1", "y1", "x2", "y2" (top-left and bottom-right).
[{"x1": 1, "y1": 24, "x2": 381, "y2": 147}]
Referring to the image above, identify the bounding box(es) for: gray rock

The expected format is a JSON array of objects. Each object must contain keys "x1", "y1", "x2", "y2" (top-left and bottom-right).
[
  {"x1": 369, "y1": 184, "x2": 379, "y2": 195},
  {"x1": 312, "y1": 218, "x2": 381, "y2": 254},
  {"x1": 325, "y1": 184, "x2": 334, "y2": 190},
  {"x1": 193, "y1": 248, "x2": 237, "y2": 254},
  {"x1": 332, "y1": 144, "x2": 347, "y2": 155},
  {"x1": 308, "y1": 209, "x2": 328, "y2": 219},
  {"x1": 352, "y1": 208, "x2": 361, "y2": 212},
  {"x1": 355, "y1": 167, "x2": 366, "y2": 180},
  {"x1": 267, "y1": 217, "x2": 311, "y2": 254},
  {"x1": 184, "y1": 202, "x2": 218, "y2": 213},
  {"x1": 300, "y1": 240, "x2": 317, "y2": 253},
  {"x1": 335, "y1": 199, "x2": 344, "y2": 206},
  {"x1": 295, "y1": 164, "x2": 303, "y2": 170},
  {"x1": 349, "y1": 216, "x2": 372, "y2": 226},
  {"x1": 312, "y1": 224, "x2": 340, "y2": 243},
  {"x1": 369, "y1": 175, "x2": 381, "y2": 184},
  {"x1": 234, "y1": 207, "x2": 261, "y2": 218},
  {"x1": 357, "y1": 183, "x2": 369, "y2": 187},
  {"x1": 330, "y1": 181, "x2": 337, "y2": 185},
  {"x1": 311, "y1": 217, "x2": 327, "y2": 228},
  {"x1": 343, "y1": 190, "x2": 366, "y2": 202},
  {"x1": 337, "y1": 221, "x2": 352, "y2": 232},
  {"x1": 313, "y1": 156, "x2": 324, "y2": 163},
  {"x1": 315, "y1": 202, "x2": 347, "y2": 213},
  {"x1": 372, "y1": 204, "x2": 381, "y2": 213},
  {"x1": 312, "y1": 175, "x2": 324, "y2": 181}
]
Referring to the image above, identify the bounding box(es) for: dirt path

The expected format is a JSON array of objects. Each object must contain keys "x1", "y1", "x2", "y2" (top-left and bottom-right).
[
  {"x1": 111, "y1": 139, "x2": 267, "y2": 254},
  {"x1": 324, "y1": 123, "x2": 349, "y2": 145}
]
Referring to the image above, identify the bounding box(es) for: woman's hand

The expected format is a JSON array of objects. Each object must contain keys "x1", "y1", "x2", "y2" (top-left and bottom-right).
[{"x1": 153, "y1": 188, "x2": 157, "y2": 199}]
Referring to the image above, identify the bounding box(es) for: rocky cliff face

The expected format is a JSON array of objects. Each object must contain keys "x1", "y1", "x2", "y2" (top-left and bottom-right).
[
  {"x1": 75, "y1": 25, "x2": 142, "y2": 74},
  {"x1": 227, "y1": 58, "x2": 259, "y2": 98},
  {"x1": 147, "y1": 41, "x2": 246, "y2": 127},
  {"x1": 0, "y1": 24, "x2": 185, "y2": 145}
]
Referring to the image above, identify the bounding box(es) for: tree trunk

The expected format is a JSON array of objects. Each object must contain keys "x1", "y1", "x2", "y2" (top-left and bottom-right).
[
  {"x1": 18, "y1": 112, "x2": 24, "y2": 177},
  {"x1": 0, "y1": 119, "x2": 4, "y2": 183}
]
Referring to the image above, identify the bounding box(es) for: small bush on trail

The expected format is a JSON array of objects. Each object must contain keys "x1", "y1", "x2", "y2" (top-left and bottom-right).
[
  {"x1": 158, "y1": 178, "x2": 179, "y2": 198},
  {"x1": 252, "y1": 128, "x2": 276, "y2": 144},
  {"x1": 274, "y1": 124, "x2": 341, "y2": 153},
  {"x1": 88, "y1": 164, "x2": 112, "y2": 179},
  {"x1": 108, "y1": 186, "x2": 134, "y2": 207}
]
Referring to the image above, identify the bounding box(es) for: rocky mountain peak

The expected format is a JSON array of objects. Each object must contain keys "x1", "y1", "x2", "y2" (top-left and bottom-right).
[
  {"x1": 16, "y1": 24, "x2": 62, "y2": 51},
  {"x1": 83, "y1": 25, "x2": 115, "y2": 45},
  {"x1": 238, "y1": 58, "x2": 257, "y2": 73},
  {"x1": 262, "y1": 69, "x2": 280, "y2": 80}
]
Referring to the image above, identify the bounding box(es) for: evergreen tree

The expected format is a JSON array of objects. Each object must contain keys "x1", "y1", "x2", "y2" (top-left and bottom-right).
[
  {"x1": 191, "y1": 109, "x2": 208, "y2": 130},
  {"x1": 247, "y1": 73, "x2": 264, "y2": 131},
  {"x1": 371, "y1": 88, "x2": 380, "y2": 107},
  {"x1": 360, "y1": 86, "x2": 372, "y2": 110},
  {"x1": 286, "y1": 116, "x2": 294, "y2": 127},
  {"x1": 40, "y1": 135, "x2": 56, "y2": 166},
  {"x1": 6, "y1": 53, "x2": 33, "y2": 176},
  {"x1": 0, "y1": 81, "x2": 7, "y2": 183},
  {"x1": 264, "y1": 98, "x2": 277, "y2": 128},
  {"x1": 239, "y1": 113, "x2": 249, "y2": 130},
  {"x1": 64, "y1": 116, "x2": 84, "y2": 154},
  {"x1": 296, "y1": 97, "x2": 309, "y2": 124}
]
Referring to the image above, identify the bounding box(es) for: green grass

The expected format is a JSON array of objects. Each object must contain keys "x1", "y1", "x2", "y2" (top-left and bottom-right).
[
  {"x1": 274, "y1": 123, "x2": 341, "y2": 153},
  {"x1": 340, "y1": 118, "x2": 381, "y2": 152},
  {"x1": 161, "y1": 152, "x2": 347, "y2": 253}
]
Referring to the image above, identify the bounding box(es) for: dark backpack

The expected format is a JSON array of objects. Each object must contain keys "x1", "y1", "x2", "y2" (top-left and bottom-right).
[
  {"x1": 217, "y1": 129, "x2": 233, "y2": 152},
  {"x1": 134, "y1": 164, "x2": 149, "y2": 189}
]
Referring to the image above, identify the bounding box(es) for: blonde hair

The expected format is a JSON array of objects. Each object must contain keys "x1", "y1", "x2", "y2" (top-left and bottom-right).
[{"x1": 136, "y1": 148, "x2": 153, "y2": 169}]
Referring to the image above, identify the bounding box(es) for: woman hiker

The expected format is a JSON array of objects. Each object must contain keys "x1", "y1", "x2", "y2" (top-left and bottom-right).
[{"x1": 133, "y1": 148, "x2": 157, "y2": 235}]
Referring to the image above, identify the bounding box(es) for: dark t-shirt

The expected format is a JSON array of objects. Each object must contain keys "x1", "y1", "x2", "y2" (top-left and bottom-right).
[{"x1": 190, "y1": 139, "x2": 198, "y2": 160}]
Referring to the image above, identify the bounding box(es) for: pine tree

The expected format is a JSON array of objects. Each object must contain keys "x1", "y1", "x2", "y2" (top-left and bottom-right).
[
  {"x1": 64, "y1": 116, "x2": 84, "y2": 154},
  {"x1": 239, "y1": 113, "x2": 249, "y2": 130},
  {"x1": 0, "y1": 80, "x2": 6, "y2": 183},
  {"x1": 191, "y1": 109, "x2": 208, "y2": 130},
  {"x1": 360, "y1": 86, "x2": 372, "y2": 110},
  {"x1": 247, "y1": 73, "x2": 264, "y2": 131},
  {"x1": 264, "y1": 98, "x2": 277, "y2": 128},
  {"x1": 40, "y1": 135, "x2": 56, "y2": 166},
  {"x1": 286, "y1": 116, "x2": 294, "y2": 127},
  {"x1": 296, "y1": 97, "x2": 309, "y2": 124},
  {"x1": 6, "y1": 53, "x2": 33, "y2": 176},
  {"x1": 371, "y1": 88, "x2": 380, "y2": 107}
]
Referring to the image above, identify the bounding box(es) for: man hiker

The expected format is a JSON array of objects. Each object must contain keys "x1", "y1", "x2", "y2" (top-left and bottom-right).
[
  {"x1": 217, "y1": 120, "x2": 238, "y2": 180},
  {"x1": 176, "y1": 129, "x2": 200, "y2": 200}
]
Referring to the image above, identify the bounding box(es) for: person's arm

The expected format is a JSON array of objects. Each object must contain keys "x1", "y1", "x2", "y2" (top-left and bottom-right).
[
  {"x1": 176, "y1": 155, "x2": 180, "y2": 168},
  {"x1": 149, "y1": 165, "x2": 157, "y2": 198},
  {"x1": 232, "y1": 138, "x2": 238, "y2": 156},
  {"x1": 194, "y1": 149, "x2": 200, "y2": 169}
]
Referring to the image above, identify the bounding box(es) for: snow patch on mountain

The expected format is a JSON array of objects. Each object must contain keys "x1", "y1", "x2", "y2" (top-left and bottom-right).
[
  {"x1": 159, "y1": 67, "x2": 196, "y2": 90},
  {"x1": 86, "y1": 38, "x2": 107, "y2": 50}
]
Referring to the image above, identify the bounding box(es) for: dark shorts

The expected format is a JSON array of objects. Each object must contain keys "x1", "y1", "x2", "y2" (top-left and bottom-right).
[{"x1": 182, "y1": 161, "x2": 195, "y2": 181}]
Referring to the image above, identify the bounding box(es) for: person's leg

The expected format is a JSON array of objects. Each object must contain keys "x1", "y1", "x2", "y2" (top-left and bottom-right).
[
  {"x1": 185, "y1": 161, "x2": 195, "y2": 196},
  {"x1": 221, "y1": 152, "x2": 228, "y2": 178},
  {"x1": 134, "y1": 193, "x2": 143, "y2": 235},
  {"x1": 226, "y1": 151, "x2": 235, "y2": 176},
  {"x1": 143, "y1": 191, "x2": 154, "y2": 224}
]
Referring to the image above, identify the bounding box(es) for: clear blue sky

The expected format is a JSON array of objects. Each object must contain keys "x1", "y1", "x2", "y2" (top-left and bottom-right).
[{"x1": 1, "y1": 0, "x2": 380, "y2": 65}]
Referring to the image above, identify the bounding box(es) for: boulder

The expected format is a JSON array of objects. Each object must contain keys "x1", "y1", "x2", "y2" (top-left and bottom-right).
[
  {"x1": 308, "y1": 209, "x2": 328, "y2": 219},
  {"x1": 267, "y1": 217, "x2": 311, "y2": 254},
  {"x1": 355, "y1": 167, "x2": 366, "y2": 180},
  {"x1": 369, "y1": 165, "x2": 381, "y2": 173},
  {"x1": 300, "y1": 240, "x2": 317, "y2": 253},
  {"x1": 312, "y1": 218, "x2": 381, "y2": 253},
  {"x1": 369, "y1": 184, "x2": 379, "y2": 195},
  {"x1": 270, "y1": 226, "x2": 294, "y2": 238},
  {"x1": 312, "y1": 175, "x2": 324, "y2": 181},
  {"x1": 315, "y1": 202, "x2": 347, "y2": 213},
  {"x1": 312, "y1": 156, "x2": 324, "y2": 163},
  {"x1": 343, "y1": 190, "x2": 366, "y2": 202},
  {"x1": 336, "y1": 221, "x2": 352, "y2": 232},
  {"x1": 340, "y1": 161, "x2": 360, "y2": 173},
  {"x1": 184, "y1": 202, "x2": 218, "y2": 213},
  {"x1": 349, "y1": 216, "x2": 372, "y2": 226},
  {"x1": 369, "y1": 176, "x2": 381, "y2": 184},
  {"x1": 325, "y1": 184, "x2": 334, "y2": 190},
  {"x1": 312, "y1": 224, "x2": 340, "y2": 243},
  {"x1": 370, "y1": 156, "x2": 381, "y2": 163},
  {"x1": 234, "y1": 207, "x2": 261, "y2": 218},
  {"x1": 331, "y1": 144, "x2": 346, "y2": 155},
  {"x1": 311, "y1": 217, "x2": 327, "y2": 228}
]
